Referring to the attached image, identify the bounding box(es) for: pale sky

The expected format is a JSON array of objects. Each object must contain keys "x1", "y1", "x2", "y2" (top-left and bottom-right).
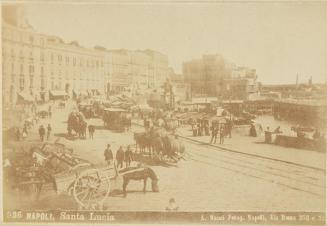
[{"x1": 23, "y1": 2, "x2": 327, "y2": 84}]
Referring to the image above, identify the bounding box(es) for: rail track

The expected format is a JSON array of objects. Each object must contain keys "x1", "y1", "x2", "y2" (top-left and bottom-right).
[
  {"x1": 131, "y1": 122, "x2": 325, "y2": 198},
  {"x1": 180, "y1": 137, "x2": 325, "y2": 198}
]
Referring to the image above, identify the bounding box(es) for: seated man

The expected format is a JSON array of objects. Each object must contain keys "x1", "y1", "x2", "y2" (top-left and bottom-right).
[{"x1": 274, "y1": 126, "x2": 282, "y2": 134}]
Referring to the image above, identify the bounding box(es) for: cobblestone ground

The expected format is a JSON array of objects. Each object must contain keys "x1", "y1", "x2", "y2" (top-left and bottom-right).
[{"x1": 3, "y1": 104, "x2": 326, "y2": 212}]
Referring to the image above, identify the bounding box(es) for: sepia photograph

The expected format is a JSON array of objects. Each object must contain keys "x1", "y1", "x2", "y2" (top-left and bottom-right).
[{"x1": 1, "y1": 1, "x2": 326, "y2": 225}]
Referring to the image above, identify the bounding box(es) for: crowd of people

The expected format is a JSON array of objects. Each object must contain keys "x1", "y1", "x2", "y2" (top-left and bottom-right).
[
  {"x1": 13, "y1": 112, "x2": 53, "y2": 143},
  {"x1": 189, "y1": 118, "x2": 233, "y2": 145}
]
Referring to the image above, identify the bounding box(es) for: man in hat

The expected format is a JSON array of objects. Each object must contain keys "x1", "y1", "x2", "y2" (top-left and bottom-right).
[
  {"x1": 104, "y1": 144, "x2": 113, "y2": 166},
  {"x1": 210, "y1": 123, "x2": 218, "y2": 144},
  {"x1": 38, "y1": 125, "x2": 46, "y2": 142},
  {"x1": 219, "y1": 124, "x2": 225, "y2": 144},
  {"x1": 88, "y1": 124, "x2": 95, "y2": 139},
  {"x1": 116, "y1": 146, "x2": 125, "y2": 169},
  {"x1": 47, "y1": 124, "x2": 52, "y2": 140},
  {"x1": 124, "y1": 145, "x2": 133, "y2": 168}
]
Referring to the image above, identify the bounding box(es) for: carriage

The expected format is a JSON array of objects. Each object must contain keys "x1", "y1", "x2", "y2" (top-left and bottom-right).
[
  {"x1": 78, "y1": 103, "x2": 95, "y2": 119},
  {"x1": 36, "y1": 110, "x2": 49, "y2": 119},
  {"x1": 133, "y1": 127, "x2": 186, "y2": 165},
  {"x1": 102, "y1": 108, "x2": 130, "y2": 132},
  {"x1": 8, "y1": 142, "x2": 157, "y2": 209}
]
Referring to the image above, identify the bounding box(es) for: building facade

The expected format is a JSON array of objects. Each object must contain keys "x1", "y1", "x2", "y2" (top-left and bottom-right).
[
  {"x1": 169, "y1": 68, "x2": 191, "y2": 101},
  {"x1": 103, "y1": 49, "x2": 169, "y2": 94},
  {"x1": 183, "y1": 55, "x2": 259, "y2": 100},
  {"x1": 2, "y1": 4, "x2": 169, "y2": 106},
  {"x1": 222, "y1": 67, "x2": 259, "y2": 100},
  {"x1": 2, "y1": 16, "x2": 48, "y2": 105},
  {"x1": 183, "y1": 54, "x2": 233, "y2": 97}
]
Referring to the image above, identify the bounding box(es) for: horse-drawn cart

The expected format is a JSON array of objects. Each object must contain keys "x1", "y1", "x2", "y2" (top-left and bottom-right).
[
  {"x1": 8, "y1": 142, "x2": 158, "y2": 209},
  {"x1": 103, "y1": 108, "x2": 130, "y2": 132}
]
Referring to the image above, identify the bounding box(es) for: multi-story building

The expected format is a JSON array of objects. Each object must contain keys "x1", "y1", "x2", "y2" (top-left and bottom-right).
[
  {"x1": 183, "y1": 55, "x2": 259, "y2": 100},
  {"x1": 45, "y1": 36, "x2": 105, "y2": 97},
  {"x1": 144, "y1": 49, "x2": 169, "y2": 89},
  {"x1": 102, "y1": 49, "x2": 169, "y2": 94},
  {"x1": 222, "y1": 66, "x2": 259, "y2": 100},
  {"x1": 183, "y1": 54, "x2": 233, "y2": 97},
  {"x1": 2, "y1": 4, "x2": 170, "y2": 106},
  {"x1": 2, "y1": 5, "x2": 106, "y2": 105},
  {"x1": 2, "y1": 5, "x2": 49, "y2": 105},
  {"x1": 168, "y1": 68, "x2": 191, "y2": 101}
]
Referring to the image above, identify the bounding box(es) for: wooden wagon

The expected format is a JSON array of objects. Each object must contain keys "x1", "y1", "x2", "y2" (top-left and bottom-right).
[
  {"x1": 102, "y1": 108, "x2": 129, "y2": 132},
  {"x1": 10, "y1": 142, "x2": 146, "y2": 210}
]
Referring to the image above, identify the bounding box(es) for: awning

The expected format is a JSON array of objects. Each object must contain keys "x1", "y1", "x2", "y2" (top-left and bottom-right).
[
  {"x1": 18, "y1": 92, "x2": 34, "y2": 102},
  {"x1": 49, "y1": 90, "x2": 67, "y2": 97},
  {"x1": 104, "y1": 108, "x2": 127, "y2": 112}
]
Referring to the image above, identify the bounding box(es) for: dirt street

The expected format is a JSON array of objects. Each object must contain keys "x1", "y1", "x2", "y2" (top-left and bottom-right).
[{"x1": 4, "y1": 104, "x2": 325, "y2": 212}]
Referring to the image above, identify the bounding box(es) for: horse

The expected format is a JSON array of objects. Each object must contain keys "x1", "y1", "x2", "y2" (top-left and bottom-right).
[
  {"x1": 67, "y1": 112, "x2": 87, "y2": 139},
  {"x1": 134, "y1": 132, "x2": 149, "y2": 153},
  {"x1": 122, "y1": 167, "x2": 159, "y2": 197},
  {"x1": 150, "y1": 136, "x2": 164, "y2": 159},
  {"x1": 78, "y1": 121, "x2": 87, "y2": 139}
]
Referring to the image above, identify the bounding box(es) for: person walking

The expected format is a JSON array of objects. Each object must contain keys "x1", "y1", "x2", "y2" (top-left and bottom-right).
[
  {"x1": 124, "y1": 145, "x2": 133, "y2": 168},
  {"x1": 22, "y1": 123, "x2": 28, "y2": 136},
  {"x1": 226, "y1": 119, "x2": 233, "y2": 138},
  {"x1": 210, "y1": 124, "x2": 218, "y2": 144},
  {"x1": 192, "y1": 120, "x2": 197, "y2": 137},
  {"x1": 116, "y1": 146, "x2": 124, "y2": 169},
  {"x1": 204, "y1": 120, "x2": 210, "y2": 136},
  {"x1": 197, "y1": 122, "x2": 201, "y2": 136},
  {"x1": 219, "y1": 124, "x2": 225, "y2": 144},
  {"x1": 16, "y1": 128, "x2": 21, "y2": 141},
  {"x1": 46, "y1": 124, "x2": 52, "y2": 140},
  {"x1": 88, "y1": 124, "x2": 95, "y2": 139},
  {"x1": 38, "y1": 125, "x2": 46, "y2": 142},
  {"x1": 48, "y1": 105, "x2": 52, "y2": 119},
  {"x1": 104, "y1": 144, "x2": 113, "y2": 166}
]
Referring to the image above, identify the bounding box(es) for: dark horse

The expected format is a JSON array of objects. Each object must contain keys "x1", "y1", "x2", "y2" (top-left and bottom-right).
[{"x1": 122, "y1": 167, "x2": 159, "y2": 197}]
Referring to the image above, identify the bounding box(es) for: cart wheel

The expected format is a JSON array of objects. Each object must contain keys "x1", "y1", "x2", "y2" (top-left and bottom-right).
[{"x1": 73, "y1": 168, "x2": 110, "y2": 209}]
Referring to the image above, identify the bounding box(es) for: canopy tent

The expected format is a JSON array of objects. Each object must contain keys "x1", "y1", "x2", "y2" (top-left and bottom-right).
[
  {"x1": 104, "y1": 107, "x2": 127, "y2": 112},
  {"x1": 17, "y1": 92, "x2": 34, "y2": 104},
  {"x1": 130, "y1": 104, "x2": 153, "y2": 112},
  {"x1": 49, "y1": 90, "x2": 67, "y2": 100}
]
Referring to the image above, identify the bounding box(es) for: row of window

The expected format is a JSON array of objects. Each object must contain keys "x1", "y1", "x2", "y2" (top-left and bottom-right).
[
  {"x1": 3, "y1": 48, "x2": 45, "y2": 61},
  {"x1": 6, "y1": 63, "x2": 42, "y2": 75},
  {"x1": 17, "y1": 78, "x2": 98, "y2": 91},
  {"x1": 18, "y1": 76, "x2": 46, "y2": 90},
  {"x1": 4, "y1": 29, "x2": 45, "y2": 46},
  {"x1": 3, "y1": 49, "x2": 105, "y2": 69},
  {"x1": 50, "y1": 53, "x2": 104, "y2": 68}
]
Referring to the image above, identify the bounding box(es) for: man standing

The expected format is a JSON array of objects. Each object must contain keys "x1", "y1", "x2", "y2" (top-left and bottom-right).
[
  {"x1": 210, "y1": 124, "x2": 218, "y2": 144},
  {"x1": 47, "y1": 124, "x2": 52, "y2": 140},
  {"x1": 88, "y1": 124, "x2": 95, "y2": 139},
  {"x1": 38, "y1": 125, "x2": 45, "y2": 142},
  {"x1": 48, "y1": 105, "x2": 52, "y2": 119},
  {"x1": 22, "y1": 124, "x2": 28, "y2": 139},
  {"x1": 116, "y1": 146, "x2": 124, "y2": 169},
  {"x1": 104, "y1": 144, "x2": 113, "y2": 166},
  {"x1": 197, "y1": 122, "x2": 201, "y2": 136},
  {"x1": 226, "y1": 119, "x2": 233, "y2": 138},
  {"x1": 219, "y1": 124, "x2": 225, "y2": 144},
  {"x1": 124, "y1": 145, "x2": 133, "y2": 168},
  {"x1": 16, "y1": 128, "x2": 21, "y2": 141}
]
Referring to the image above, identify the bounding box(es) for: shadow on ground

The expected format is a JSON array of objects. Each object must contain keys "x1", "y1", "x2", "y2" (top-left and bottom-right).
[
  {"x1": 54, "y1": 133, "x2": 85, "y2": 141},
  {"x1": 133, "y1": 153, "x2": 179, "y2": 168}
]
